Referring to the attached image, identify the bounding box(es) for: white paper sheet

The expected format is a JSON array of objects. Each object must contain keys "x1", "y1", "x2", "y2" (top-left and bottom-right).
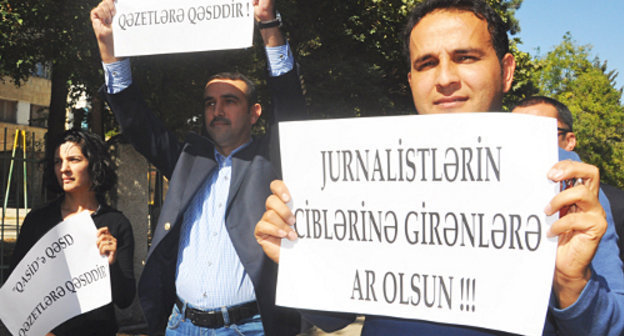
[
  {"x1": 0, "y1": 212, "x2": 111, "y2": 336},
  {"x1": 276, "y1": 113, "x2": 559, "y2": 336},
  {"x1": 113, "y1": 0, "x2": 254, "y2": 57}
]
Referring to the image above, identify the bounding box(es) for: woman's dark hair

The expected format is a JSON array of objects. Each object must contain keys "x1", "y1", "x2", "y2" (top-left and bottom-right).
[{"x1": 44, "y1": 129, "x2": 117, "y2": 196}]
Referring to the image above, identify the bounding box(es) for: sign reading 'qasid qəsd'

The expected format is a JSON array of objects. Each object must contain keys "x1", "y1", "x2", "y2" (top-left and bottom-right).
[
  {"x1": 0, "y1": 212, "x2": 110, "y2": 336},
  {"x1": 113, "y1": 0, "x2": 254, "y2": 57},
  {"x1": 276, "y1": 113, "x2": 559, "y2": 336}
]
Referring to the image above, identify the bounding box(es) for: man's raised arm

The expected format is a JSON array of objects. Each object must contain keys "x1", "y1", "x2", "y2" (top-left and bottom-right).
[{"x1": 90, "y1": 0, "x2": 122, "y2": 65}]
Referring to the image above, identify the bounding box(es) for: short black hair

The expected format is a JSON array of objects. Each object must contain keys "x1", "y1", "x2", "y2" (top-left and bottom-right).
[
  {"x1": 514, "y1": 96, "x2": 574, "y2": 130},
  {"x1": 402, "y1": 0, "x2": 510, "y2": 62},
  {"x1": 206, "y1": 72, "x2": 257, "y2": 107},
  {"x1": 45, "y1": 129, "x2": 117, "y2": 196}
]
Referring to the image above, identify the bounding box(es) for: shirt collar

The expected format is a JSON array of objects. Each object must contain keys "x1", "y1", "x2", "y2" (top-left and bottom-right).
[{"x1": 214, "y1": 139, "x2": 253, "y2": 165}]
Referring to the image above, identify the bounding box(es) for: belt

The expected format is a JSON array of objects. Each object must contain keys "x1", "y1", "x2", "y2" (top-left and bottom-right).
[{"x1": 175, "y1": 298, "x2": 259, "y2": 328}]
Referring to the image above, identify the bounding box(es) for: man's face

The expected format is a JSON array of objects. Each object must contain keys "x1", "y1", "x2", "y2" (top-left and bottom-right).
[
  {"x1": 204, "y1": 79, "x2": 261, "y2": 155},
  {"x1": 407, "y1": 9, "x2": 515, "y2": 114},
  {"x1": 512, "y1": 102, "x2": 577, "y2": 150}
]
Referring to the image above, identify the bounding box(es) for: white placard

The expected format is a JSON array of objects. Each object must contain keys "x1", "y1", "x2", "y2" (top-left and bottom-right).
[
  {"x1": 0, "y1": 212, "x2": 111, "y2": 336},
  {"x1": 276, "y1": 113, "x2": 559, "y2": 336},
  {"x1": 112, "y1": 0, "x2": 254, "y2": 57}
]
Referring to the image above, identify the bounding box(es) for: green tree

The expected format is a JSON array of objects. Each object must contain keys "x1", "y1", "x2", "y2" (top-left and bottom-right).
[
  {"x1": 502, "y1": 40, "x2": 540, "y2": 110},
  {"x1": 0, "y1": 0, "x2": 103, "y2": 158},
  {"x1": 282, "y1": 0, "x2": 526, "y2": 117},
  {"x1": 534, "y1": 33, "x2": 624, "y2": 188},
  {"x1": 0, "y1": 0, "x2": 271, "y2": 142},
  {"x1": 127, "y1": 0, "x2": 528, "y2": 130},
  {"x1": 1, "y1": 0, "x2": 529, "y2": 140}
]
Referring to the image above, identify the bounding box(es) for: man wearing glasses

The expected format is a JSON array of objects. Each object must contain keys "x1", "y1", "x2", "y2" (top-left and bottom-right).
[
  {"x1": 512, "y1": 96, "x2": 577, "y2": 151},
  {"x1": 513, "y1": 96, "x2": 624, "y2": 265}
]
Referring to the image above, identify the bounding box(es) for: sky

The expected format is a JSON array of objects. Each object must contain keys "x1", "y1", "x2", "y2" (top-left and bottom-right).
[{"x1": 515, "y1": 0, "x2": 624, "y2": 89}]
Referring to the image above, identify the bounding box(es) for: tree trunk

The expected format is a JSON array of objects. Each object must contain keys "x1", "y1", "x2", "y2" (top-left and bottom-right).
[
  {"x1": 44, "y1": 64, "x2": 69, "y2": 200},
  {"x1": 90, "y1": 94, "x2": 104, "y2": 138}
]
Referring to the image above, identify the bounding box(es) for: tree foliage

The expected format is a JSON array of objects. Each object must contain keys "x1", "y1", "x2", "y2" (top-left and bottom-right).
[
  {"x1": 1, "y1": 0, "x2": 526, "y2": 130},
  {"x1": 533, "y1": 33, "x2": 624, "y2": 188},
  {"x1": 0, "y1": 0, "x2": 104, "y2": 161},
  {"x1": 502, "y1": 40, "x2": 540, "y2": 110},
  {"x1": 128, "y1": 0, "x2": 526, "y2": 130},
  {"x1": 8, "y1": 0, "x2": 621, "y2": 191},
  {"x1": 282, "y1": 0, "x2": 525, "y2": 117}
]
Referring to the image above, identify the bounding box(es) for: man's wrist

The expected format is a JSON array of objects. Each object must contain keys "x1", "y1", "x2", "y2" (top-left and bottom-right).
[
  {"x1": 255, "y1": 7, "x2": 277, "y2": 23},
  {"x1": 553, "y1": 268, "x2": 591, "y2": 309},
  {"x1": 257, "y1": 12, "x2": 282, "y2": 30},
  {"x1": 258, "y1": 10, "x2": 285, "y2": 47}
]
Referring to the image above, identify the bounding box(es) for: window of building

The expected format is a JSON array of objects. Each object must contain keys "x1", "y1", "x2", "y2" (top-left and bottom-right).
[
  {"x1": 0, "y1": 99, "x2": 17, "y2": 123},
  {"x1": 29, "y1": 104, "x2": 48, "y2": 127}
]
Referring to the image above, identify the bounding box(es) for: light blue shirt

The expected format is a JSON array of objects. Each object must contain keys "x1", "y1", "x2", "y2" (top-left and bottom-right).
[
  {"x1": 103, "y1": 42, "x2": 294, "y2": 93},
  {"x1": 176, "y1": 141, "x2": 254, "y2": 308},
  {"x1": 102, "y1": 43, "x2": 295, "y2": 308}
]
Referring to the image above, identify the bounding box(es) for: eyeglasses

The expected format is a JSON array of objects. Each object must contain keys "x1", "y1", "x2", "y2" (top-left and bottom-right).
[{"x1": 557, "y1": 127, "x2": 572, "y2": 137}]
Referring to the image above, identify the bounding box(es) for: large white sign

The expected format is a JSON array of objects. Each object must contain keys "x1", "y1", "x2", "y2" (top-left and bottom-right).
[
  {"x1": 0, "y1": 212, "x2": 111, "y2": 336},
  {"x1": 113, "y1": 0, "x2": 254, "y2": 57},
  {"x1": 276, "y1": 113, "x2": 559, "y2": 336}
]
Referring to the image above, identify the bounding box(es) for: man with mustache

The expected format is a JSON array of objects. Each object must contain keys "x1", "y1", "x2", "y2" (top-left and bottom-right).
[
  {"x1": 90, "y1": 0, "x2": 305, "y2": 334},
  {"x1": 254, "y1": 0, "x2": 624, "y2": 334}
]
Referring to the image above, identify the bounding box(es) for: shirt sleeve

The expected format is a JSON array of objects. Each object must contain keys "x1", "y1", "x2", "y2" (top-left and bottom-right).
[
  {"x1": 103, "y1": 44, "x2": 291, "y2": 88},
  {"x1": 103, "y1": 59, "x2": 133, "y2": 94},
  {"x1": 265, "y1": 42, "x2": 294, "y2": 77},
  {"x1": 547, "y1": 157, "x2": 624, "y2": 335}
]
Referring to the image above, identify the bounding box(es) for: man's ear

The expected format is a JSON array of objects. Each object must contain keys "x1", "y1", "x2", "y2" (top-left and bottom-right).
[
  {"x1": 250, "y1": 103, "x2": 262, "y2": 125},
  {"x1": 501, "y1": 53, "x2": 516, "y2": 93},
  {"x1": 564, "y1": 132, "x2": 577, "y2": 151}
]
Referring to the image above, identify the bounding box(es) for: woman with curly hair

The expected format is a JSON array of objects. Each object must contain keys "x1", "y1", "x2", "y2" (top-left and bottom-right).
[{"x1": 9, "y1": 129, "x2": 135, "y2": 336}]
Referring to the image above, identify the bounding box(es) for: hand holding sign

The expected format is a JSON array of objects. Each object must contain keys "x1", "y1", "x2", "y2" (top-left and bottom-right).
[
  {"x1": 105, "y1": 0, "x2": 255, "y2": 57},
  {"x1": 96, "y1": 227, "x2": 118, "y2": 264},
  {"x1": 545, "y1": 160, "x2": 607, "y2": 308},
  {"x1": 90, "y1": 0, "x2": 120, "y2": 64},
  {"x1": 266, "y1": 114, "x2": 594, "y2": 335},
  {"x1": 255, "y1": 180, "x2": 297, "y2": 263},
  {"x1": 253, "y1": 0, "x2": 276, "y2": 22},
  {"x1": 0, "y1": 212, "x2": 111, "y2": 336},
  {"x1": 264, "y1": 115, "x2": 617, "y2": 335},
  {"x1": 91, "y1": 0, "x2": 287, "y2": 59}
]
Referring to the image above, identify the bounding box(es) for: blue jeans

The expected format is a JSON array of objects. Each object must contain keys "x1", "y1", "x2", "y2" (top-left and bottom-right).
[{"x1": 165, "y1": 301, "x2": 264, "y2": 336}]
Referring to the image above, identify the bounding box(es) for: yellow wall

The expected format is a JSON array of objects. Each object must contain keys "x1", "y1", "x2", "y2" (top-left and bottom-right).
[{"x1": 0, "y1": 76, "x2": 51, "y2": 106}]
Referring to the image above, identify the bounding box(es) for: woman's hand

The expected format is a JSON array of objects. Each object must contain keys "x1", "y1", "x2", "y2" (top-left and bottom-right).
[{"x1": 96, "y1": 227, "x2": 118, "y2": 264}]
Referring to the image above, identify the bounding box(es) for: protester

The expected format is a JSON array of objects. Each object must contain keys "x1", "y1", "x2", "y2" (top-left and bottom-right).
[
  {"x1": 254, "y1": 0, "x2": 624, "y2": 334},
  {"x1": 513, "y1": 95, "x2": 624, "y2": 264},
  {"x1": 512, "y1": 96, "x2": 576, "y2": 150},
  {"x1": 9, "y1": 129, "x2": 135, "y2": 336},
  {"x1": 90, "y1": 0, "x2": 305, "y2": 334}
]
